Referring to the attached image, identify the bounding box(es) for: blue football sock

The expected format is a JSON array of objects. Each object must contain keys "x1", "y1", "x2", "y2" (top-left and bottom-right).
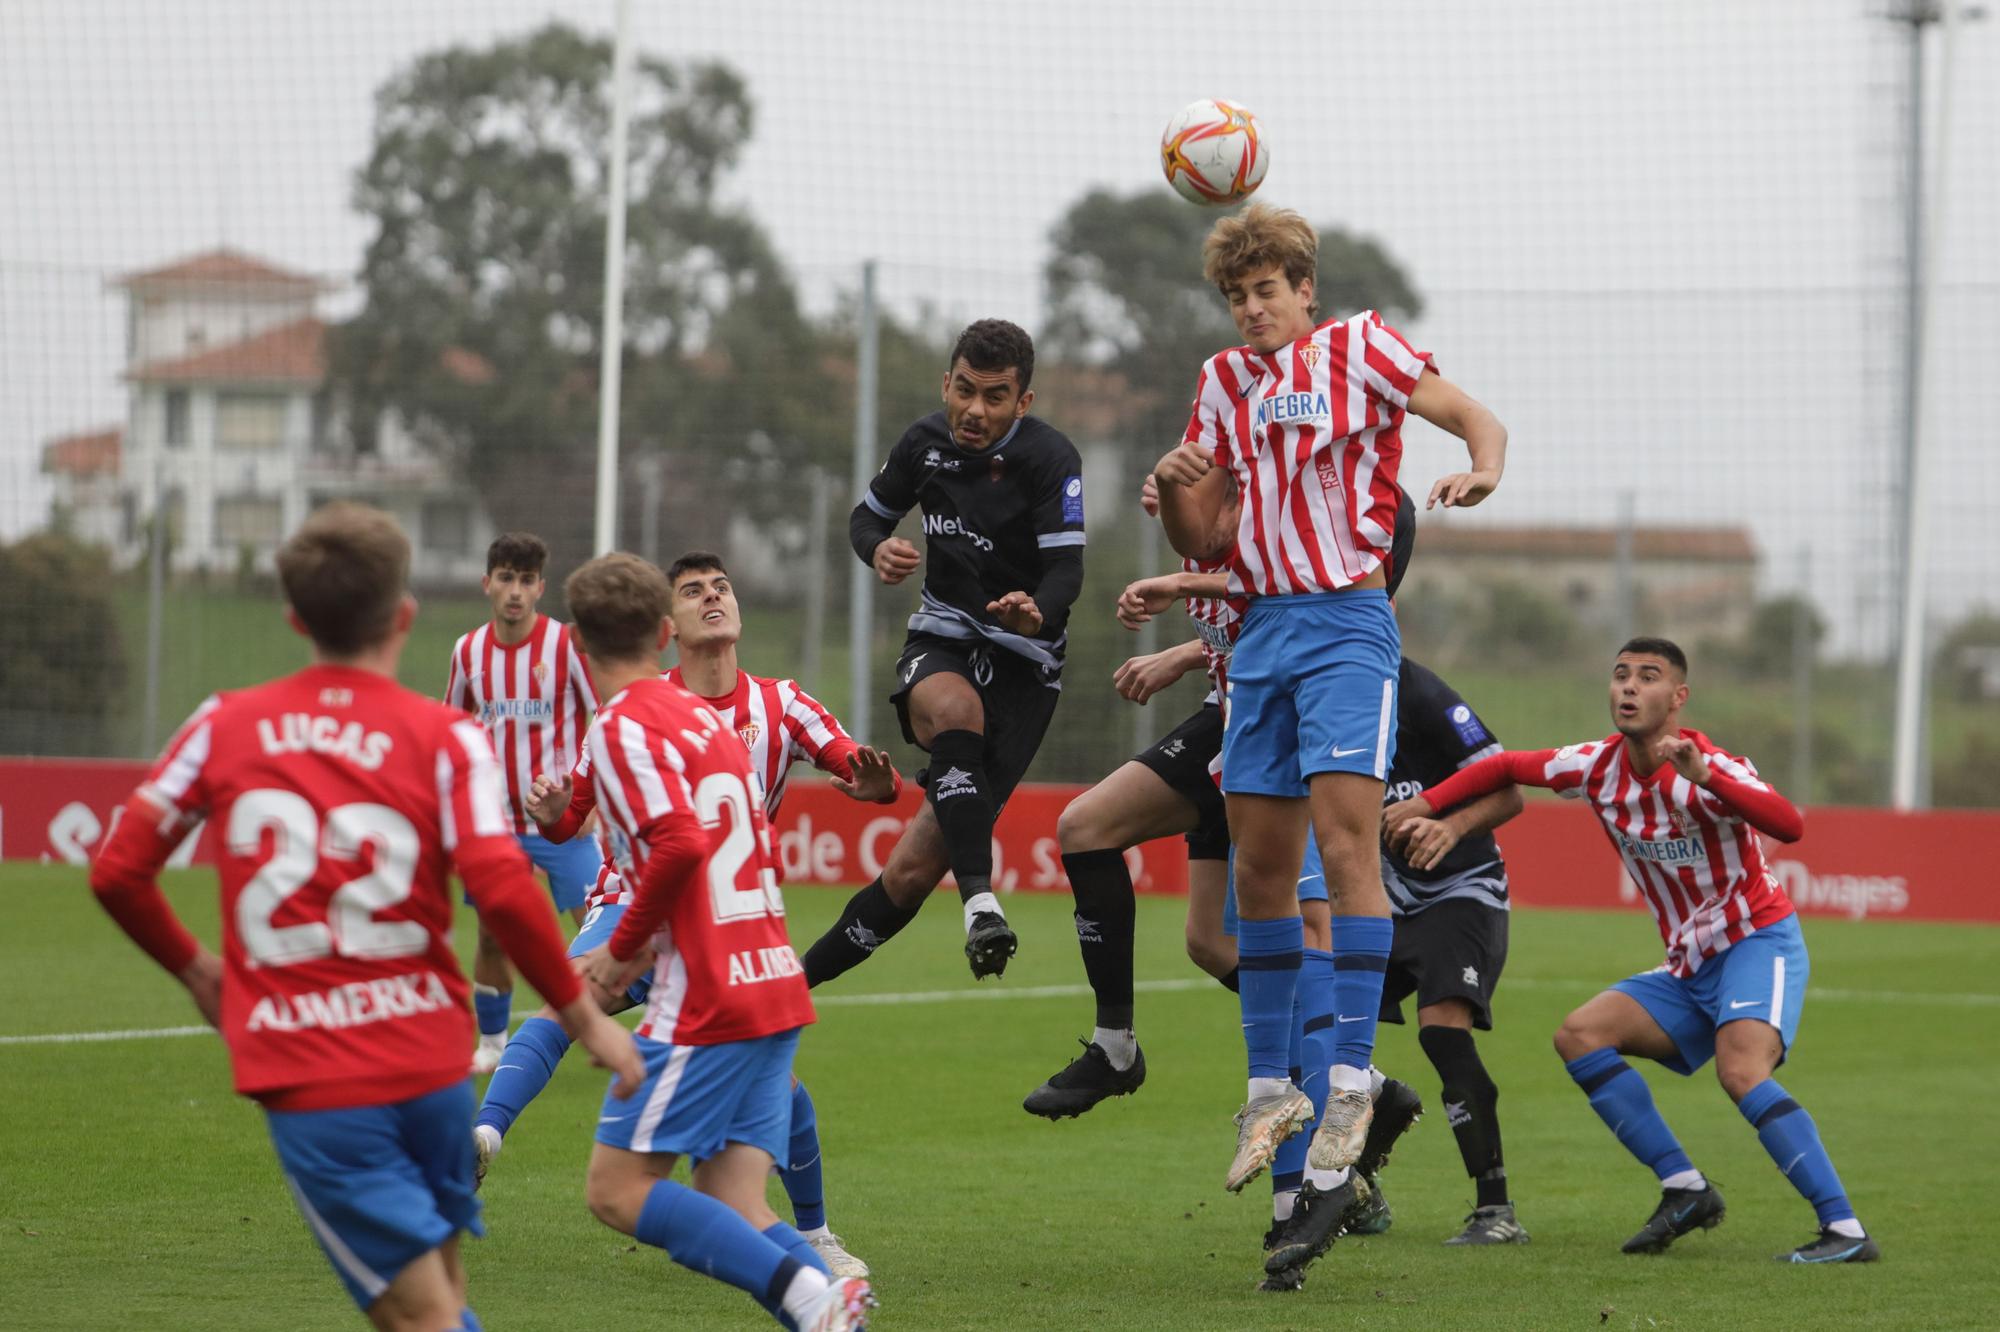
[
  {"x1": 764, "y1": 1220, "x2": 831, "y2": 1276},
  {"x1": 1271, "y1": 947, "x2": 1338, "y2": 1195},
  {"x1": 1739, "y1": 1079, "x2": 1856, "y2": 1225},
  {"x1": 634, "y1": 1179, "x2": 802, "y2": 1320},
  {"x1": 1271, "y1": 985, "x2": 1310, "y2": 1195},
  {"x1": 1565, "y1": 1048, "x2": 1695, "y2": 1182},
  {"x1": 1329, "y1": 916, "x2": 1392, "y2": 1071},
  {"x1": 781, "y1": 1081, "x2": 828, "y2": 1233},
  {"x1": 458, "y1": 1311, "x2": 482, "y2": 1332},
  {"x1": 1237, "y1": 916, "x2": 1303, "y2": 1082},
  {"x1": 472, "y1": 984, "x2": 511, "y2": 1040},
  {"x1": 475, "y1": 1017, "x2": 571, "y2": 1136}
]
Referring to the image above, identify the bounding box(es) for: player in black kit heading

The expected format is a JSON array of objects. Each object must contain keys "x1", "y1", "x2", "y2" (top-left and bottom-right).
[{"x1": 803, "y1": 319, "x2": 1085, "y2": 981}]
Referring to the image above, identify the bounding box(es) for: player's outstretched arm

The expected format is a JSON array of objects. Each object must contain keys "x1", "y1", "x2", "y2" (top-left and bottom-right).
[
  {"x1": 829, "y1": 745, "x2": 902, "y2": 804},
  {"x1": 1407, "y1": 371, "x2": 1507, "y2": 510},
  {"x1": 526, "y1": 768, "x2": 596, "y2": 842},
  {"x1": 1115, "y1": 570, "x2": 1229, "y2": 629},
  {"x1": 1658, "y1": 736, "x2": 1804, "y2": 842},
  {"x1": 89, "y1": 793, "x2": 225, "y2": 1026},
  {"x1": 1112, "y1": 639, "x2": 1206, "y2": 705},
  {"x1": 1393, "y1": 749, "x2": 1561, "y2": 832}
]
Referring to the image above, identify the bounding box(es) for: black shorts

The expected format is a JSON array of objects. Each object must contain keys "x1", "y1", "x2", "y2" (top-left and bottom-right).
[
  {"x1": 1131, "y1": 703, "x2": 1229, "y2": 861},
  {"x1": 1379, "y1": 898, "x2": 1509, "y2": 1030},
  {"x1": 891, "y1": 633, "x2": 1062, "y2": 810}
]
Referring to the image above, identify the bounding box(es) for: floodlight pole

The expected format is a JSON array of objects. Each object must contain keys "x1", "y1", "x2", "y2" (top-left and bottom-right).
[
  {"x1": 847, "y1": 261, "x2": 880, "y2": 742},
  {"x1": 592, "y1": 0, "x2": 635, "y2": 555},
  {"x1": 1888, "y1": 0, "x2": 1966, "y2": 809}
]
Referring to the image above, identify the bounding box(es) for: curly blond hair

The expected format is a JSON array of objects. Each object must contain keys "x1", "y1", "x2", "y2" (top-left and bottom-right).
[{"x1": 1201, "y1": 203, "x2": 1318, "y2": 318}]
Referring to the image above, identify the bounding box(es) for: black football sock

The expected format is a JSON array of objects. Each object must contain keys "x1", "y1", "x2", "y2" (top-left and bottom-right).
[
  {"x1": 1218, "y1": 966, "x2": 1241, "y2": 993},
  {"x1": 801, "y1": 878, "x2": 920, "y2": 988},
  {"x1": 925, "y1": 728, "x2": 997, "y2": 907},
  {"x1": 1060, "y1": 849, "x2": 1137, "y2": 1030},
  {"x1": 1420, "y1": 1023, "x2": 1509, "y2": 1206}
]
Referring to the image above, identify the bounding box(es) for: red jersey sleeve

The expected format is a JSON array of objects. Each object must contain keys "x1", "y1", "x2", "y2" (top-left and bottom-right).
[
  {"x1": 1694, "y1": 743, "x2": 1804, "y2": 843},
  {"x1": 1420, "y1": 748, "x2": 1567, "y2": 812},
  {"x1": 87, "y1": 696, "x2": 224, "y2": 975},
  {"x1": 438, "y1": 718, "x2": 582, "y2": 1009},
  {"x1": 779, "y1": 680, "x2": 902, "y2": 802},
  {"x1": 444, "y1": 634, "x2": 475, "y2": 714}
]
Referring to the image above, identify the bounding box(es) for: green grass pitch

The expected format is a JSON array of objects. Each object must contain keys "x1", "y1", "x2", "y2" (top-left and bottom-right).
[{"x1": 2, "y1": 865, "x2": 1994, "y2": 1330}]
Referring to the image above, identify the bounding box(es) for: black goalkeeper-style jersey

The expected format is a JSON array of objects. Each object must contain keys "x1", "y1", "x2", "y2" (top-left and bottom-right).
[
  {"x1": 854, "y1": 411, "x2": 1086, "y2": 669},
  {"x1": 1381, "y1": 658, "x2": 1510, "y2": 914}
]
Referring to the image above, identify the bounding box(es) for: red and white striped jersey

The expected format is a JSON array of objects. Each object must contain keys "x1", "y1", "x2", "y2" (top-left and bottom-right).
[
  {"x1": 1184, "y1": 553, "x2": 1246, "y2": 700},
  {"x1": 133, "y1": 666, "x2": 520, "y2": 1104},
  {"x1": 1184, "y1": 311, "x2": 1431, "y2": 599},
  {"x1": 445, "y1": 614, "x2": 597, "y2": 834},
  {"x1": 665, "y1": 668, "x2": 862, "y2": 816},
  {"x1": 1524, "y1": 732, "x2": 1794, "y2": 976},
  {"x1": 585, "y1": 677, "x2": 814, "y2": 1045}
]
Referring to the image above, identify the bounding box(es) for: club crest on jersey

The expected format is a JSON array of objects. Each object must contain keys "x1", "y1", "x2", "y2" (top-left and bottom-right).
[
  {"x1": 1254, "y1": 390, "x2": 1331, "y2": 430},
  {"x1": 532, "y1": 661, "x2": 550, "y2": 685},
  {"x1": 1300, "y1": 344, "x2": 1322, "y2": 370},
  {"x1": 738, "y1": 722, "x2": 760, "y2": 750}
]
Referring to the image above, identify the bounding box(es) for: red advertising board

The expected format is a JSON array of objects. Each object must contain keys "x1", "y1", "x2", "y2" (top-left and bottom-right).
[{"x1": 4, "y1": 759, "x2": 1992, "y2": 925}]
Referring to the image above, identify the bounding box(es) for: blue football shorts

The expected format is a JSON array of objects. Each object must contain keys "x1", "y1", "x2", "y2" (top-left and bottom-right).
[
  {"x1": 1222, "y1": 590, "x2": 1400, "y2": 796},
  {"x1": 595, "y1": 1029, "x2": 802, "y2": 1164},
  {"x1": 569, "y1": 902, "x2": 652, "y2": 1009},
  {"x1": 1222, "y1": 828, "x2": 1330, "y2": 938},
  {"x1": 1612, "y1": 913, "x2": 1811, "y2": 1076},
  {"x1": 263, "y1": 1079, "x2": 483, "y2": 1311},
  {"x1": 517, "y1": 831, "x2": 600, "y2": 913}
]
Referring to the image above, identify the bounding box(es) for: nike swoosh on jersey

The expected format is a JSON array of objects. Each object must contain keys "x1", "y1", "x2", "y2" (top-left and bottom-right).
[
  {"x1": 1330, "y1": 745, "x2": 1370, "y2": 758},
  {"x1": 1729, "y1": 999, "x2": 1763, "y2": 1009}
]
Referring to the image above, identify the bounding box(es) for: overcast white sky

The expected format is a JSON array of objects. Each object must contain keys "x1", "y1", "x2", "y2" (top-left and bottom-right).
[{"x1": 2, "y1": 0, "x2": 1994, "y2": 651}]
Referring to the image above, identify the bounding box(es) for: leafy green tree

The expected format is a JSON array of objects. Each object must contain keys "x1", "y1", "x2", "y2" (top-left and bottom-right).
[
  {"x1": 331, "y1": 22, "x2": 835, "y2": 554},
  {"x1": 0, "y1": 534, "x2": 126, "y2": 755},
  {"x1": 1933, "y1": 612, "x2": 2000, "y2": 703}
]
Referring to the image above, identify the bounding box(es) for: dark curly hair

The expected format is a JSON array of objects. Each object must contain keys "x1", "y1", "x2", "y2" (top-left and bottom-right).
[{"x1": 949, "y1": 318, "x2": 1035, "y2": 391}]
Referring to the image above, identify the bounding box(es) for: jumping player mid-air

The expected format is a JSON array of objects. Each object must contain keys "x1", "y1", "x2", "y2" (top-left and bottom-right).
[
  {"x1": 562, "y1": 552, "x2": 876, "y2": 1331},
  {"x1": 1393, "y1": 638, "x2": 1876, "y2": 1264},
  {"x1": 1152, "y1": 202, "x2": 1506, "y2": 1195},
  {"x1": 474, "y1": 552, "x2": 896, "y2": 1280},
  {"x1": 803, "y1": 319, "x2": 1085, "y2": 984},
  {"x1": 89, "y1": 503, "x2": 641, "y2": 1331},
  {"x1": 444, "y1": 532, "x2": 601, "y2": 1074}
]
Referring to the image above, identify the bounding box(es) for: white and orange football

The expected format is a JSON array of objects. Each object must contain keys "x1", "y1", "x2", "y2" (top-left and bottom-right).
[{"x1": 1159, "y1": 99, "x2": 1269, "y2": 206}]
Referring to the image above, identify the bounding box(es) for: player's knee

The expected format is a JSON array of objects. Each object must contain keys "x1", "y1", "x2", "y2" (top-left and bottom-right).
[
  {"x1": 1553, "y1": 1013, "x2": 1608, "y2": 1061},
  {"x1": 1055, "y1": 795, "x2": 1108, "y2": 853},
  {"x1": 1184, "y1": 926, "x2": 1231, "y2": 978},
  {"x1": 1713, "y1": 1049, "x2": 1773, "y2": 1103},
  {"x1": 880, "y1": 852, "x2": 944, "y2": 909}
]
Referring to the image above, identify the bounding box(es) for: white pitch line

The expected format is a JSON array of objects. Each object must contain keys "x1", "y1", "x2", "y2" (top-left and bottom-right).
[{"x1": 3, "y1": 976, "x2": 1995, "y2": 1048}]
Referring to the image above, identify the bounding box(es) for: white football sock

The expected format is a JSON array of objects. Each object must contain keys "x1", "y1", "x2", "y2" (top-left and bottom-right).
[
  {"x1": 1248, "y1": 1076, "x2": 1292, "y2": 1102},
  {"x1": 962, "y1": 891, "x2": 1002, "y2": 931},
  {"x1": 1328, "y1": 1063, "x2": 1372, "y2": 1095},
  {"x1": 1304, "y1": 1165, "x2": 1350, "y2": 1192},
  {"x1": 1828, "y1": 1218, "x2": 1866, "y2": 1239},
  {"x1": 1272, "y1": 1189, "x2": 1299, "y2": 1222},
  {"x1": 779, "y1": 1267, "x2": 831, "y2": 1324},
  {"x1": 1660, "y1": 1169, "x2": 1706, "y2": 1191},
  {"x1": 1092, "y1": 1027, "x2": 1137, "y2": 1070},
  {"x1": 1367, "y1": 1065, "x2": 1386, "y2": 1099}
]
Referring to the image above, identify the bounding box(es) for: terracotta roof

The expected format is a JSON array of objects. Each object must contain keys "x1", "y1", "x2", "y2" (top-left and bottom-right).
[
  {"x1": 1419, "y1": 524, "x2": 1756, "y2": 563},
  {"x1": 128, "y1": 317, "x2": 326, "y2": 385},
  {"x1": 116, "y1": 248, "x2": 325, "y2": 291},
  {"x1": 41, "y1": 426, "x2": 122, "y2": 477}
]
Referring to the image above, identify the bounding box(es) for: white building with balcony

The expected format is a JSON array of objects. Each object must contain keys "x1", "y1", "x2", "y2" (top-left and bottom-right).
[{"x1": 43, "y1": 248, "x2": 496, "y2": 585}]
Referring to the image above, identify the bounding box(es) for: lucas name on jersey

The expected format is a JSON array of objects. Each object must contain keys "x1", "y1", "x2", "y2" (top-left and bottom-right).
[
  {"x1": 256, "y1": 713, "x2": 393, "y2": 771},
  {"x1": 727, "y1": 945, "x2": 804, "y2": 987},
  {"x1": 246, "y1": 970, "x2": 453, "y2": 1034}
]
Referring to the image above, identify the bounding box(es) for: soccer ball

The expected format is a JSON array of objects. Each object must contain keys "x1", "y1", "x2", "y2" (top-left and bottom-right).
[{"x1": 1160, "y1": 99, "x2": 1269, "y2": 206}]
